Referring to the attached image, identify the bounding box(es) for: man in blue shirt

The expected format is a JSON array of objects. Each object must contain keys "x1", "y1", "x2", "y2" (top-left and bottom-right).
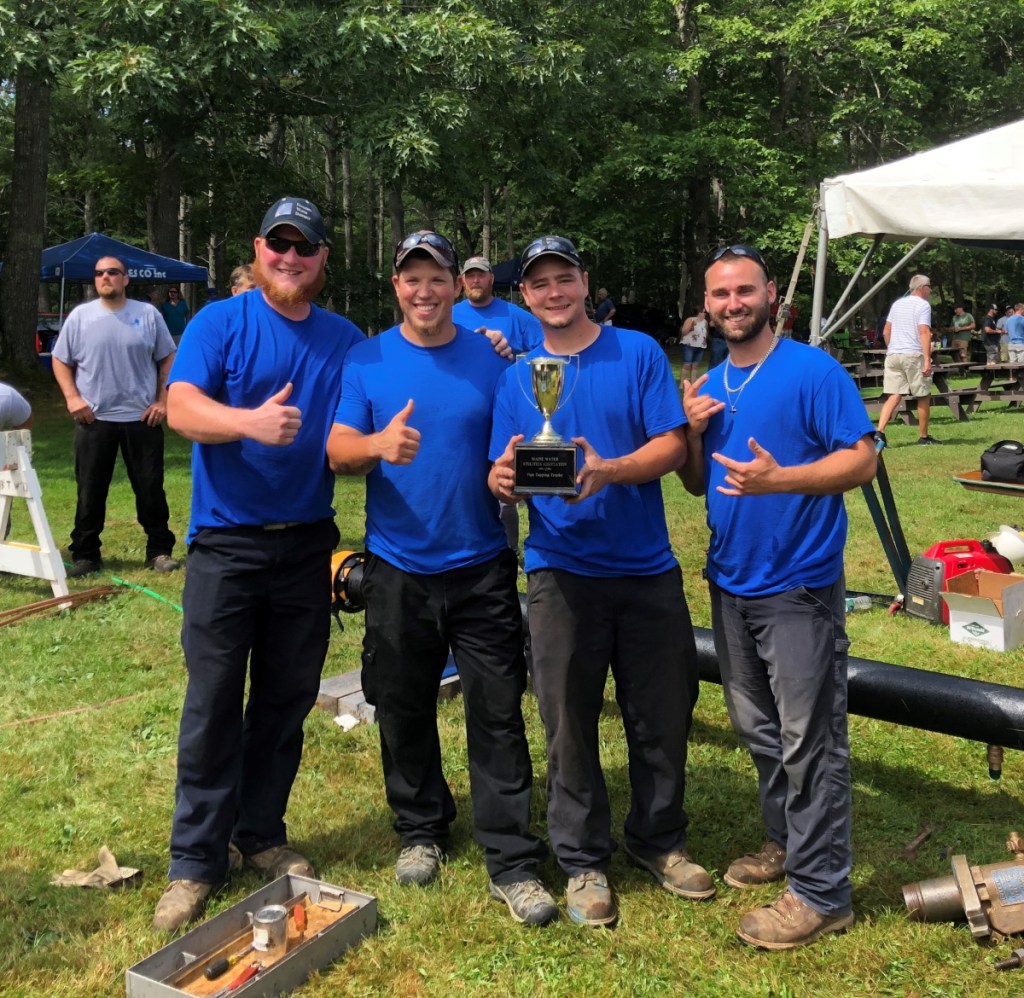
[
  {"x1": 154, "y1": 197, "x2": 365, "y2": 933},
  {"x1": 1006, "y1": 303, "x2": 1024, "y2": 363},
  {"x1": 328, "y1": 231, "x2": 555, "y2": 927},
  {"x1": 490, "y1": 236, "x2": 711, "y2": 928},
  {"x1": 452, "y1": 255, "x2": 543, "y2": 356},
  {"x1": 678, "y1": 244, "x2": 876, "y2": 950}
]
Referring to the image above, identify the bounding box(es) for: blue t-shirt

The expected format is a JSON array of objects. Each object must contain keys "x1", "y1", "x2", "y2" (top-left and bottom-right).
[
  {"x1": 452, "y1": 297, "x2": 543, "y2": 355},
  {"x1": 334, "y1": 324, "x2": 509, "y2": 575},
  {"x1": 160, "y1": 298, "x2": 190, "y2": 339},
  {"x1": 594, "y1": 297, "x2": 615, "y2": 323},
  {"x1": 168, "y1": 292, "x2": 365, "y2": 541},
  {"x1": 490, "y1": 326, "x2": 683, "y2": 577},
  {"x1": 1005, "y1": 314, "x2": 1024, "y2": 345},
  {"x1": 699, "y1": 338, "x2": 874, "y2": 596}
]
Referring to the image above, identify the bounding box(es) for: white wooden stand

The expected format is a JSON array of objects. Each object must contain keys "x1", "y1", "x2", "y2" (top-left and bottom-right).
[{"x1": 0, "y1": 430, "x2": 69, "y2": 598}]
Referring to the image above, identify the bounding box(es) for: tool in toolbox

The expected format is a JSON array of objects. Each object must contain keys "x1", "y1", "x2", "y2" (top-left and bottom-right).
[
  {"x1": 204, "y1": 944, "x2": 254, "y2": 981},
  {"x1": 210, "y1": 961, "x2": 263, "y2": 998}
]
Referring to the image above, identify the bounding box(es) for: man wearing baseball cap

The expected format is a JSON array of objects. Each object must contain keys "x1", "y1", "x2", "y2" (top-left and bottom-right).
[
  {"x1": 488, "y1": 235, "x2": 710, "y2": 927},
  {"x1": 154, "y1": 196, "x2": 365, "y2": 932},
  {"x1": 328, "y1": 231, "x2": 556, "y2": 926},
  {"x1": 453, "y1": 255, "x2": 543, "y2": 356}
]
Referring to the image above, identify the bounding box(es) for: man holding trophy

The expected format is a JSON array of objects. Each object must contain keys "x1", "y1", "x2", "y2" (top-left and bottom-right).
[
  {"x1": 489, "y1": 236, "x2": 711, "y2": 928},
  {"x1": 326, "y1": 231, "x2": 556, "y2": 927}
]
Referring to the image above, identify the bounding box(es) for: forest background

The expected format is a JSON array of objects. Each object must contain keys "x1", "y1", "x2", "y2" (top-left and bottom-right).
[{"x1": 3, "y1": 0, "x2": 1024, "y2": 372}]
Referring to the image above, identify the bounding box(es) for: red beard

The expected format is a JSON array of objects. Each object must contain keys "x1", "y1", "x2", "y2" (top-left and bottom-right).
[{"x1": 253, "y1": 256, "x2": 327, "y2": 309}]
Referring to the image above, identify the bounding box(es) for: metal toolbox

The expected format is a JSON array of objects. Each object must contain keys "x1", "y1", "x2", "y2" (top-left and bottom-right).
[{"x1": 125, "y1": 875, "x2": 376, "y2": 997}]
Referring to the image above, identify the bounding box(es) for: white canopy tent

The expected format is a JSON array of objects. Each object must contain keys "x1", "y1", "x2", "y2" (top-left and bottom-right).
[{"x1": 811, "y1": 119, "x2": 1024, "y2": 344}]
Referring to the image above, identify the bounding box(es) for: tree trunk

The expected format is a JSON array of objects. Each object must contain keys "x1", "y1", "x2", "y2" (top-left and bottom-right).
[
  {"x1": 503, "y1": 188, "x2": 514, "y2": 260},
  {"x1": 151, "y1": 134, "x2": 181, "y2": 256},
  {"x1": 388, "y1": 186, "x2": 405, "y2": 249},
  {"x1": 0, "y1": 69, "x2": 51, "y2": 373},
  {"x1": 482, "y1": 182, "x2": 493, "y2": 261},
  {"x1": 323, "y1": 115, "x2": 338, "y2": 242},
  {"x1": 341, "y1": 141, "x2": 354, "y2": 271}
]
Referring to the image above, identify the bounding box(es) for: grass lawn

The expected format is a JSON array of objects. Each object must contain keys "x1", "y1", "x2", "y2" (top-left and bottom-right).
[{"x1": 2, "y1": 358, "x2": 1024, "y2": 997}]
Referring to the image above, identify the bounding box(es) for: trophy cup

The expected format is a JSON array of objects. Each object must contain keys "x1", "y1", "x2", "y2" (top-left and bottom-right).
[{"x1": 513, "y1": 356, "x2": 579, "y2": 496}]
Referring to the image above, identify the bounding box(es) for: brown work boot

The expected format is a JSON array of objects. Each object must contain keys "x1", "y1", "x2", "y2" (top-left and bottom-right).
[
  {"x1": 724, "y1": 840, "x2": 787, "y2": 890},
  {"x1": 566, "y1": 871, "x2": 617, "y2": 927},
  {"x1": 737, "y1": 890, "x2": 854, "y2": 950},
  {"x1": 152, "y1": 879, "x2": 214, "y2": 933},
  {"x1": 245, "y1": 845, "x2": 315, "y2": 880},
  {"x1": 624, "y1": 844, "x2": 716, "y2": 900}
]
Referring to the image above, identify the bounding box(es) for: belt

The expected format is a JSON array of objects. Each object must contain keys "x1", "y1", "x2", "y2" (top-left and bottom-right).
[{"x1": 262, "y1": 521, "x2": 304, "y2": 531}]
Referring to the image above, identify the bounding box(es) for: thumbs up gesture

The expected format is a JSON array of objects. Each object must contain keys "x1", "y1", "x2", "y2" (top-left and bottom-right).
[
  {"x1": 376, "y1": 399, "x2": 420, "y2": 465},
  {"x1": 249, "y1": 382, "x2": 302, "y2": 445}
]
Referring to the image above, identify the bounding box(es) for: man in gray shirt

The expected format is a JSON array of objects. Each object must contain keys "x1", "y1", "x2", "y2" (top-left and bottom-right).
[
  {"x1": 0, "y1": 382, "x2": 32, "y2": 430},
  {"x1": 52, "y1": 255, "x2": 180, "y2": 577}
]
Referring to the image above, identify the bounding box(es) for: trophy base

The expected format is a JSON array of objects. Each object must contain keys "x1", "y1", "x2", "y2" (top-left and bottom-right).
[{"x1": 513, "y1": 443, "x2": 578, "y2": 496}]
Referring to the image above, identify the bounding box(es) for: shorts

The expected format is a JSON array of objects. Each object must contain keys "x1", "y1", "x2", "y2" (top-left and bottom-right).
[
  {"x1": 680, "y1": 344, "x2": 705, "y2": 364},
  {"x1": 883, "y1": 353, "x2": 931, "y2": 398}
]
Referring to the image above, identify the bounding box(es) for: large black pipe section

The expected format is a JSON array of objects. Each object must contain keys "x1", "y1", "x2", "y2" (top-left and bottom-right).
[
  {"x1": 343, "y1": 570, "x2": 1024, "y2": 752},
  {"x1": 692, "y1": 627, "x2": 1024, "y2": 751}
]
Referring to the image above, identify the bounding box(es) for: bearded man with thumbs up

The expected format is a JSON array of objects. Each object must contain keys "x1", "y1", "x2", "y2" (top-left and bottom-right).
[
  {"x1": 326, "y1": 231, "x2": 556, "y2": 927},
  {"x1": 155, "y1": 197, "x2": 365, "y2": 933}
]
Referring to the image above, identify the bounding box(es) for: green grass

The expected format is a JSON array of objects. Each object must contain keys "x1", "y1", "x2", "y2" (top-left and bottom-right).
[{"x1": 2, "y1": 363, "x2": 1024, "y2": 996}]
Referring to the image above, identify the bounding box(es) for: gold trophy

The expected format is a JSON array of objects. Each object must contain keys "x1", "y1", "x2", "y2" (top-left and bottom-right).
[{"x1": 513, "y1": 356, "x2": 579, "y2": 496}]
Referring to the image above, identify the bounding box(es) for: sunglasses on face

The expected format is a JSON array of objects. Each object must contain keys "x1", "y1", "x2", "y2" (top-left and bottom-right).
[
  {"x1": 707, "y1": 244, "x2": 771, "y2": 279},
  {"x1": 95, "y1": 267, "x2": 125, "y2": 277},
  {"x1": 394, "y1": 231, "x2": 457, "y2": 268},
  {"x1": 264, "y1": 235, "x2": 323, "y2": 257},
  {"x1": 521, "y1": 236, "x2": 583, "y2": 269}
]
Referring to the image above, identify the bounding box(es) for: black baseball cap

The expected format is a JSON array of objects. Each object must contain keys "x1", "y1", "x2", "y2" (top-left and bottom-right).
[
  {"x1": 259, "y1": 197, "x2": 328, "y2": 244},
  {"x1": 520, "y1": 235, "x2": 583, "y2": 278}
]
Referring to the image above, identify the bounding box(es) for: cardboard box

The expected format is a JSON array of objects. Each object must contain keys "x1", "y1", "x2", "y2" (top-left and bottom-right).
[{"x1": 941, "y1": 571, "x2": 1024, "y2": 651}]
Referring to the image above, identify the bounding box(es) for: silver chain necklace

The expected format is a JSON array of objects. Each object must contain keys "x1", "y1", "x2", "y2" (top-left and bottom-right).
[{"x1": 722, "y1": 334, "x2": 779, "y2": 413}]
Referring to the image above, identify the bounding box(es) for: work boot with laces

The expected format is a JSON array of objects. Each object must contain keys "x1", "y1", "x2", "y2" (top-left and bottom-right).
[
  {"x1": 152, "y1": 879, "x2": 214, "y2": 932},
  {"x1": 737, "y1": 889, "x2": 854, "y2": 949},
  {"x1": 489, "y1": 878, "x2": 559, "y2": 926},
  {"x1": 624, "y1": 844, "x2": 716, "y2": 900},
  {"x1": 724, "y1": 840, "x2": 787, "y2": 890},
  {"x1": 245, "y1": 845, "x2": 315, "y2": 880},
  {"x1": 395, "y1": 843, "x2": 445, "y2": 886},
  {"x1": 566, "y1": 871, "x2": 617, "y2": 927}
]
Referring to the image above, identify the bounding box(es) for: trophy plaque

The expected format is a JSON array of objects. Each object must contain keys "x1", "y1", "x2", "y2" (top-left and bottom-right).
[{"x1": 513, "y1": 356, "x2": 579, "y2": 496}]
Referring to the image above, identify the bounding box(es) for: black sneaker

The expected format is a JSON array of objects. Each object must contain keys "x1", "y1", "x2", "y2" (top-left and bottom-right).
[
  {"x1": 917, "y1": 435, "x2": 942, "y2": 446},
  {"x1": 67, "y1": 559, "x2": 102, "y2": 578}
]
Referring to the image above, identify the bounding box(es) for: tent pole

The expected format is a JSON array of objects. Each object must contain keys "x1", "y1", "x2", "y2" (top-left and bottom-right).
[
  {"x1": 59, "y1": 277, "x2": 66, "y2": 325},
  {"x1": 823, "y1": 234, "x2": 884, "y2": 330},
  {"x1": 809, "y1": 197, "x2": 829, "y2": 346},
  {"x1": 821, "y1": 238, "x2": 932, "y2": 342}
]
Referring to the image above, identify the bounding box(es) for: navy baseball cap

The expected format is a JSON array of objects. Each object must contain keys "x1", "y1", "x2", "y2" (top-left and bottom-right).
[
  {"x1": 260, "y1": 197, "x2": 328, "y2": 244},
  {"x1": 520, "y1": 236, "x2": 583, "y2": 278}
]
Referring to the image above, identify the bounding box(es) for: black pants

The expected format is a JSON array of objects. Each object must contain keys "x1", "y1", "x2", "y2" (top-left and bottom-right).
[
  {"x1": 361, "y1": 549, "x2": 547, "y2": 885},
  {"x1": 70, "y1": 419, "x2": 175, "y2": 562},
  {"x1": 168, "y1": 520, "x2": 337, "y2": 883},
  {"x1": 528, "y1": 566, "x2": 699, "y2": 875}
]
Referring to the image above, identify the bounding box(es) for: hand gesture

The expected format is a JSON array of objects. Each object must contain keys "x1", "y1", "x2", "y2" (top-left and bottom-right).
[
  {"x1": 490, "y1": 434, "x2": 524, "y2": 502},
  {"x1": 565, "y1": 436, "x2": 611, "y2": 503},
  {"x1": 67, "y1": 395, "x2": 95, "y2": 424},
  {"x1": 682, "y1": 374, "x2": 725, "y2": 435},
  {"x1": 141, "y1": 401, "x2": 167, "y2": 426},
  {"x1": 478, "y1": 327, "x2": 513, "y2": 361},
  {"x1": 377, "y1": 399, "x2": 420, "y2": 465},
  {"x1": 712, "y1": 437, "x2": 780, "y2": 496},
  {"x1": 248, "y1": 382, "x2": 302, "y2": 446}
]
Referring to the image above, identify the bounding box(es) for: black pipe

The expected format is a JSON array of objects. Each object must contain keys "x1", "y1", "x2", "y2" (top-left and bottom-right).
[{"x1": 692, "y1": 627, "x2": 1024, "y2": 751}]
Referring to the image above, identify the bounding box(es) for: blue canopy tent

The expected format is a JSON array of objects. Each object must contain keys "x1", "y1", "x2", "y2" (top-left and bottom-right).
[
  {"x1": 41, "y1": 232, "x2": 209, "y2": 324},
  {"x1": 490, "y1": 257, "x2": 521, "y2": 291}
]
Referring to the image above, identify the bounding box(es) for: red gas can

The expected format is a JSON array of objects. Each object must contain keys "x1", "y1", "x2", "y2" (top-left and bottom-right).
[{"x1": 904, "y1": 540, "x2": 1012, "y2": 624}]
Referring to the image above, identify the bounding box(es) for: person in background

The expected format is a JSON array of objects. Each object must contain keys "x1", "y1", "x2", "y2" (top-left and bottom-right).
[
  {"x1": 51, "y1": 256, "x2": 179, "y2": 578},
  {"x1": 594, "y1": 287, "x2": 616, "y2": 325},
  {"x1": 0, "y1": 381, "x2": 32, "y2": 430},
  {"x1": 678, "y1": 243, "x2": 875, "y2": 950},
  {"x1": 452, "y1": 255, "x2": 543, "y2": 356},
  {"x1": 948, "y1": 303, "x2": 975, "y2": 363},
  {"x1": 161, "y1": 286, "x2": 190, "y2": 344},
  {"x1": 981, "y1": 304, "x2": 1001, "y2": 366},
  {"x1": 679, "y1": 308, "x2": 708, "y2": 386},
  {"x1": 230, "y1": 264, "x2": 256, "y2": 296},
  {"x1": 1006, "y1": 303, "x2": 1024, "y2": 364},
  {"x1": 997, "y1": 306, "x2": 1014, "y2": 363}
]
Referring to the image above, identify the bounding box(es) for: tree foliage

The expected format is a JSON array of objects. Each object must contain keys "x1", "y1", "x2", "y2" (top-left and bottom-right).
[{"x1": 1, "y1": 0, "x2": 1024, "y2": 369}]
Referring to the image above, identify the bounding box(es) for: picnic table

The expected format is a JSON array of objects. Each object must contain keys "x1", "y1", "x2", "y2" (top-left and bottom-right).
[{"x1": 965, "y1": 363, "x2": 1024, "y2": 412}]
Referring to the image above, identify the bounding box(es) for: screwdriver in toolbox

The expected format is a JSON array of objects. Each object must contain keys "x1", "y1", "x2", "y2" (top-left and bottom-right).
[
  {"x1": 204, "y1": 944, "x2": 255, "y2": 981},
  {"x1": 210, "y1": 961, "x2": 262, "y2": 997}
]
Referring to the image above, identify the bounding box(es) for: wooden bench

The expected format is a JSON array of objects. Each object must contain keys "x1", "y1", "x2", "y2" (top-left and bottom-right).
[{"x1": 862, "y1": 390, "x2": 978, "y2": 424}]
